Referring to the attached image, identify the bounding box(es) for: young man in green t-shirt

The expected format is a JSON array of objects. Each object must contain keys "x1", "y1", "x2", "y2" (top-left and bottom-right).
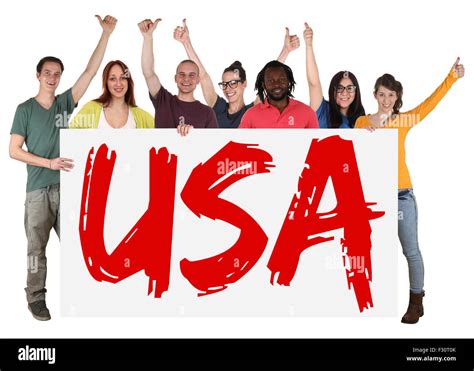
[{"x1": 9, "y1": 15, "x2": 117, "y2": 321}]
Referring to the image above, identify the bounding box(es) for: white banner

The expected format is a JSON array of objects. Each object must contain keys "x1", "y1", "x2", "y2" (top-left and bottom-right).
[{"x1": 60, "y1": 129, "x2": 397, "y2": 316}]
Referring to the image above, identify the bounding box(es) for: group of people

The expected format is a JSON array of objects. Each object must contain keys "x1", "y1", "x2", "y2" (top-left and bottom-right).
[{"x1": 9, "y1": 15, "x2": 465, "y2": 324}]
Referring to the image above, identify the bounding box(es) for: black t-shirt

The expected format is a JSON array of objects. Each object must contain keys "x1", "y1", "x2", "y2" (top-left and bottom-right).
[{"x1": 213, "y1": 96, "x2": 254, "y2": 129}]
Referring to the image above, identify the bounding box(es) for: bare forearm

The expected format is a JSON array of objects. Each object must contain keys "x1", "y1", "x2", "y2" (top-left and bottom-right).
[
  {"x1": 182, "y1": 39, "x2": 217, "y2": 106},
  {"x1": 10, "y1": 147, "x2": 50, "y2": 169},
  {"x1": 277, "y1": 46, "x2": 290, "y2": 63},
  {"x1": 141, "y1": 35, "x2": 161, "y2": 96},
  {"x1": 306, "y1": 44, "x2": 323, "y2": 110},
  {"x1": 142, "y1": 36, "x2": 155, "y2": 78},
  {"x1": 306, "y1": 45, "x2": 321, "y2": 88},
  {"x1": 183, "y1": 39, "x2": 208, "y2": 77},
  {"x1": 85, "y1": 32, "x2": 110, "y2": 76},
  {"x1": 72, "y1": 31, "x2": 111, "y2": 103}
]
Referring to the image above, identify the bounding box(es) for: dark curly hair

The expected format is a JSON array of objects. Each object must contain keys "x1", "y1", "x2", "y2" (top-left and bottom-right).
[{"x1": 254, "y1": 60, "x2": 296, "y2": 102}]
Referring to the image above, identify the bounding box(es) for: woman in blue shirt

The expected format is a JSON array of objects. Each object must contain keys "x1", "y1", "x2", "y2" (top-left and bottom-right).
[{"x1": 304, "y1": 23, "x2": 365, "y2": 128}]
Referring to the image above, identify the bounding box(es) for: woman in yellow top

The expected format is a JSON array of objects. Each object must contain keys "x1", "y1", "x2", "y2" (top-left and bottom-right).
[
  {"x1": 355, "y1": 58, "x2": 465, "y2": 324},
  {"x1": 70, "y1": 60, "x2": 154, "y2": 129}
]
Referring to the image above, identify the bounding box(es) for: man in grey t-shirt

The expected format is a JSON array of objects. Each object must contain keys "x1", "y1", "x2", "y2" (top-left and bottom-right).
[{"x1": 9, "y1": 15, "x2": 117, "y2": 321}]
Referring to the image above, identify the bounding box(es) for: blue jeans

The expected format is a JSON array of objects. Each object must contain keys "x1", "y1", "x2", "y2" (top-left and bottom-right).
[{"x1": 398, "y1": 188, "x2": 424, "y2": 294}]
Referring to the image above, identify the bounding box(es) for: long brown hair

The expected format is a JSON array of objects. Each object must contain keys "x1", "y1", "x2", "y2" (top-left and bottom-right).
[
  {"x1": 94, "y1": 60, "x2": 137, "y2": 107},
  {"x1": 328, "y1": 71, "x2": 365, "y2": 128},
  {"x1": 374, "y1": 74, "x2": 403, "y2": 114}
]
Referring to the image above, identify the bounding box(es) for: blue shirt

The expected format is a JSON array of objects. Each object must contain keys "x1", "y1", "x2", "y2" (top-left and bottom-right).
[{"x1": 316, "y1": 98, "x2": 351, "y2": 129}]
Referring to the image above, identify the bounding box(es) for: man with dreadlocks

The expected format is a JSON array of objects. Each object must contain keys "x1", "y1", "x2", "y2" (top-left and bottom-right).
[{"x1": 239, "y1": 60, "x2": 318, "y2": 128}]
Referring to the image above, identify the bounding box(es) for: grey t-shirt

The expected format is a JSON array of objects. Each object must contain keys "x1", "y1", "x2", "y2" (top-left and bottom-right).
[{"x1": 10, "y1": 88, "x2": 76, "y2": 192}]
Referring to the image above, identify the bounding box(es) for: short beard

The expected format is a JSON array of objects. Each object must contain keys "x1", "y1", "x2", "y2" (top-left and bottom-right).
[{"x1": 266, "y1": 90, "x2": 288, "y2": 102}]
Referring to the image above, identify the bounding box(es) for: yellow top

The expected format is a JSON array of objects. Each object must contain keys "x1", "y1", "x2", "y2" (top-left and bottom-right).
[
  {"x1": 355, "y1": 69, "x2": 459, "y2": 189},
  {"x1": 69, "y1": 101, "x2": 154, "y2": 129}
]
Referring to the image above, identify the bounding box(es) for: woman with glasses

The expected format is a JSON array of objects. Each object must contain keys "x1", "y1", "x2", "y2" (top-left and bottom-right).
[
  {"x1": 304, "y1": 23, "x2": 365, "y2": 128},
  {"x1": 69, "y1": 60, "x2": 154, "y2": 129},
  {"x1": 173, "y1": 19, "x2": 299, "y2": 128},
  {"x1": 355, "y1": 58, "x2": 465, "y2": 324}
]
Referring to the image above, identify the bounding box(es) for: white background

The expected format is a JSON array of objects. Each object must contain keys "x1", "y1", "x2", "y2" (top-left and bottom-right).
[{"x1": 0, "y1": 0, "x2": 473, "y2": 338}]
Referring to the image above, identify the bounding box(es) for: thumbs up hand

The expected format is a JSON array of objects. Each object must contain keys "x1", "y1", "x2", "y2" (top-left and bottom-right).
[{"x1": 452, "y1": 57, "x2": 465, "y2": 78}]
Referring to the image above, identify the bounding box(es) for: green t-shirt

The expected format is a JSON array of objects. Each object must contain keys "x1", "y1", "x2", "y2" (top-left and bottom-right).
[{"x1": 10, "y1": 88, "x2": 76, "y2": 192}]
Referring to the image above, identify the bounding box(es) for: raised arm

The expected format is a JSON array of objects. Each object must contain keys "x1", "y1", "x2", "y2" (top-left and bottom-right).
[
  {"x1": 277, "y1": 27, "x2": 300, "y2": 63},
  {"x1": 139, "y1": 18, "x2": 162, "y2": 98},
  {"x1": 71, "y1": 15, "x2": 117, "y2": 104},
  {"x1": 304, "y1": 23, "x2": 323, "y2": 111},
  {"x1": 174, "y1": 19, "x2": 218, "y2": 107},
  {"x1": 248, "y1": 27, "x2": 301, "y2": 105},
  {"x1": 405, "y1": 57, "x2": 465, "y2": 123},
  {"x1": 9, "y1": 134, "x2": 74, "y2": 171}
]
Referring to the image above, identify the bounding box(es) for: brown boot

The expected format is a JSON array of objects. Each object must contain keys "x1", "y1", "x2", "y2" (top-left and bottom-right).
[{"x1": 401, "y1": 291, "x2": 424, "y2": 324}]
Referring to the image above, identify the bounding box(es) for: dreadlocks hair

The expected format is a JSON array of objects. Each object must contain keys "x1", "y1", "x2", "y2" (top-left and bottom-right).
[{"x1": 254, "y1": 60, "x2": 296, "y2": 102}]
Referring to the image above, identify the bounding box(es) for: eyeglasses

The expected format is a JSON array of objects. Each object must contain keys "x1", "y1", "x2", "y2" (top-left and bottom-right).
[
  {"x1": 218, "y1": 79, "x2": 242, "y2": 90},
  {"x1": 335, "y1": 84, "x2": 357, "y2": 93}
]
